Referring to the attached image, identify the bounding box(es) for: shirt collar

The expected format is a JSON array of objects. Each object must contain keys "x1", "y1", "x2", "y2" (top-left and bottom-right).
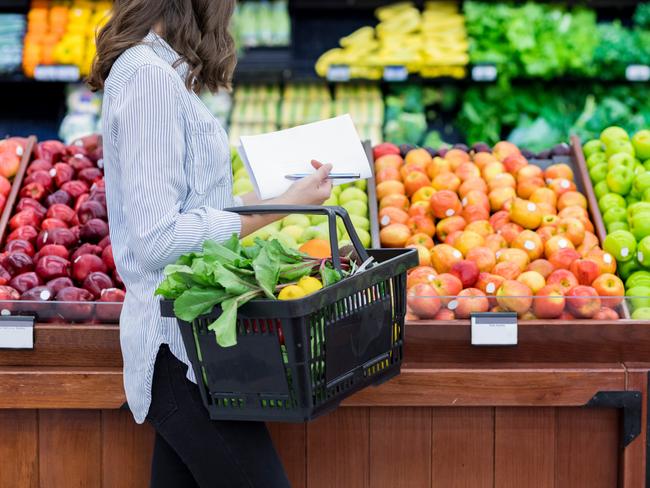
[{"x1": 143, "y1": 30, "x2": 191, "y2": 81}]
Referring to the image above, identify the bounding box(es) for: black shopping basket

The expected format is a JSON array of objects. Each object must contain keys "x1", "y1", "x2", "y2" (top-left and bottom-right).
[{"x1": 160, "y1": 205, "x2": 418, "y2": 422}]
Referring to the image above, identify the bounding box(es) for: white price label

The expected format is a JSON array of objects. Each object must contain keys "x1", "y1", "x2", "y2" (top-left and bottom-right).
[
  {"x1": 626, "y1": 65, "x2": 650, "y2": 82},
  {"x1": 0, "y1": 316, "x2": 34, "y2": 349},
  {"x1": 383, "y1": 65, "x2": 408, "y2": 82},
  {"x1": 326, "y1": 64, "x2": 351, "y2": 82},
  {"x1": 471, "y1": 313, "x2": 517, "y2": 346},
  {"x1": 34, "y1": 65, "x2": 81, "y2": 82},
  {"x1": 471, "y1": 64, "x2": 498, "y2": 82}
]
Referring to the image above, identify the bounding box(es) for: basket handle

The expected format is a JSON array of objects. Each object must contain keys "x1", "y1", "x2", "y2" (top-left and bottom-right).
[{"x1": 224, "y1": 205, "x2": 371, "y2": 271}]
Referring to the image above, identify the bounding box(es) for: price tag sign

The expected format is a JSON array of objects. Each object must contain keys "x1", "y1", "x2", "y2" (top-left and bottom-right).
[
  {"x1": 383, "y1": 65, "x2": 408, "y2": 82},
  {"x1": 327, "y1": 64, "x2": 351, "y2": 82},
  {"x1": 626, "y1": 65, "x2": 650, "y2": 82},
  {"x1": 471, "y1": 64, "x2": 498, "y2": 82},
  {"x1": 0, "y1": 315, "x2": 34, "y2": 349},
  {"x1": 471, "y1": 312, "x2": 517, "y2": 346},
  {"x1": 34, "y1": 65, "x2": 81, "y2": 82}
]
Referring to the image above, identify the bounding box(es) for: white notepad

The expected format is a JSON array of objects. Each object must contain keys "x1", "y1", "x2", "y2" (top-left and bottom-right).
[{"x1": 237, "y1": 114, "x2": 372, "y2": 200}]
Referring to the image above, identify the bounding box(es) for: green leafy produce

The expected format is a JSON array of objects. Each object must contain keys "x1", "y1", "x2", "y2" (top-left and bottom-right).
[
  {"x1": 456, "y1": 83, "x2": 650, "y2": 148},
  {"x1": 156, "y1": 235, "x2": 350, "y2": 347},
  {"x1": 634, "y1": 2, "x2": 650, "y2": 29},
  {"x1": 464, "y1": 2, "x2": 598, "y2": 80}
]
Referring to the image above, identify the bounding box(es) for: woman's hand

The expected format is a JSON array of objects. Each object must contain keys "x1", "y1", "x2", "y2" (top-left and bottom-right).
[
  {"x1": 238, "y1": 160, "x2": 333, "y2": 237},
  {"x1": 280, "y1": 160, "x2": 333, "y2": 206}
]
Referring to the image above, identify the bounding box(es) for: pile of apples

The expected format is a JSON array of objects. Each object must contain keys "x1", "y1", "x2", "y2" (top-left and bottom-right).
[
  {"x1": 585, "y1": 127, "x2": 650, "y2": 319},
  {"x1": 372, "y1": 141, "x2": 625, "y2": 320},
  {"x1": 0, "y1": 137, "x2": 29, "y2": 212},
  {"x1": 0, "y1": 135, "x2": 125, "y2": 307}
]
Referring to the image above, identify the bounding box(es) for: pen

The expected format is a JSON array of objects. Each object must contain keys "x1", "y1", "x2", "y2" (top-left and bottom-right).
[{"x1": 285, "y1": 172, "x2": 361, "y2": 181}]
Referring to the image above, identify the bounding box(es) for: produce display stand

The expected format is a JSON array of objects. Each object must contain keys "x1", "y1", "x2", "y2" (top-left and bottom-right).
[
  {"x1": 0, "y1": 316, "x2": 647, "y2": 487},
  {"x1": 0, "y1": 146, "x2": 648, "y2": 486}
]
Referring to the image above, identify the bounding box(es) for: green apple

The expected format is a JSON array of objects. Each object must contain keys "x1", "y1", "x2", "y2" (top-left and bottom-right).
[
  {"x1": 234, "y1": 168, "x2": 250, "y2": 181},
  {"x1": 310, "y1": 215, "x2": 328, "y2": 225},
  {"x1": 607, "y1": 152, "x2": 636, "y2": 171},
  {"x1": 282, "y1": 214, "x2": 311, "y2": 229},
  {"x1": 634, "y1": 172, "x2": 650, "y2": 195},
  {"x1": 631, "y1": 307, "x2": 650, "y2": 320},
  {"x1": 594, "y1": 180, "x2": 610, "y2": 200},
  {"x1": 323, "y1": 195, "x2": 339, "y2": 206},
  {"x1": 255, "y1": 224, "x2": 277, "y2": 241},
  {"x1": 607, "y1": 222, "x2": 629, "y2": 233},
  {"x1": 606, "y1": 166, "x2": 634, "y2": 195},
  {"x1": 339, "y1": 187, "x2": 368, "y2": 205},
  {"x1": 342, "y1": 200, "x2": 368, "y2": 217},
  {"x1": 340, "y1": 182, "x2": 354, "y2": 190},
  {"x1": 619, "y1": 259, "x2": 643, "y2": 281},
  {"x1": 637, "y1": 236, "x2": 650, "y2": 267},
  {"x1": 354, "y1": 179, "x2": 368, "y2": 191},
  {"x1": 280, "y1": 224, "x2": 305, "y2": 243},
  {"x1": 303, "y1": 225, "x2": 329, "y2": 242},
  {"x1": 635, "y1": 164, "x2": 647, "y2": 176},
  {"x1": 626, "y1": 286, "x2": 650, "y2": 309},
  {"x1": 355, "y1": 228, "x2": 371, "y2": 248},
  {"x1": 589, "y1": 163, "x2": 609, "y2": 183},
  {"x1": 275, "y1": 232, "x2": 298, "y2": 250},
  {"x1": 587, "y1": 152, "x2": 607, "y2": 169},
  {"x1": 626, "y1": 270, "x2": 650, "y2": 289},
  {"x1": 331, "y1": 186, "x2": 342, "y2": 196},
  {"x1": 603, "y1": 206, "x2": 628, "y2": 225},
  {"x1": 627, "y1": 202, "x2": 650, "y2": 217},
  {"x1": 240, "y1": 232, "x2": 258, "y2": 247},
  {"x1": 232, "y1": 179, "x2": 254, "y2": 196},
  {"x1": 603, "y1": 229, "x2": 637, "y2": 262},
  {"x1": 630, "y1": 213, "x2": 650, "y2": 241},
  {"x1": 350, "y1": 214, "x2": 370, "y2": 231},
  {"x1": 605, "y1": 140, "x2": 635, "y2": 159},
  {"x1": 632, "y1": 129, "x2": 650, "y2": 161},
  {"x1": 644, "y1": 160, "x2": 650, "y2": 172},
  {"x1": 583, "y1": 139, "x2": 604, "y2": 159},
  {"x1": 643, "y1": 188, "x2": 650, "y2": 203},
  {"x1": 599, "y1": 193, "x2": 626, "y2": 212},
  {"x1": 600, "y1": 126, "x2": 630, "y2": 146},
  {"x1": 626, "y1": 195, "x2": 640, "y2": 207}
]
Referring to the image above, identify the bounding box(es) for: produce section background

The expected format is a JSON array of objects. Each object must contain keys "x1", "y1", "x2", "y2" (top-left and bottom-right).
[{"x1": 0, "y1": 0, "x2": 648, "y2": 147}]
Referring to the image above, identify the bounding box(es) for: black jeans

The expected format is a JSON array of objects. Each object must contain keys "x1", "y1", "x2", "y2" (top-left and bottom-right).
[{"x1": 146, "y1": 344, "x2": 291, "y2": 488}]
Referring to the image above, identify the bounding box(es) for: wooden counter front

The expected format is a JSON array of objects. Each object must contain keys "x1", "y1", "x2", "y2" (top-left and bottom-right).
[{"x1": 0, "y1": 320, "x2": 647, "y2": 487}]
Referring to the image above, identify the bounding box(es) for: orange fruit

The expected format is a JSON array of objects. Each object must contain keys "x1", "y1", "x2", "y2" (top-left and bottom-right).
[{"x1": 299, "y1": 239, "x2": 331, "y2": 259}]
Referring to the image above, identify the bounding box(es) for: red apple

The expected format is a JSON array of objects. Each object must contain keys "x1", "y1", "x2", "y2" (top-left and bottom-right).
[
  {"x1": 533, "y1": 285, "x2": 566, "y2": 319},
  {"x1": 450, "y1": 260, "x2": 480, "y2": 288},
  {"x1": 547, "y1": 269, "x2": 579, "y2": 294},
  {"x1": 454, "y1": 288, "x2": 489, "y2": 319},
  {"x1": 569, "y1": 259, "x2": 601, "y2": 286},
  {"x1": 566, "y1": 285, "x2": 601, "y2": 318},
  {"x1": 407, "y1": 284, "x2": 441, "y2": 319},
  {"x1": 431, "y1": 273, "x2": 463, "y2": 305},
  {"x1": 593, "y1": 307, "x2": 619, "y2": 321},
  {"x1": 591, "y1": 273, "x2": 624, "y2": 309}
]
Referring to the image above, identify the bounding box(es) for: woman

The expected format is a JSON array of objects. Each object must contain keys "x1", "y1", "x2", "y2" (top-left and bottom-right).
[{"x1": 88, "y1": 1, "x2": 332, "y2": 486}]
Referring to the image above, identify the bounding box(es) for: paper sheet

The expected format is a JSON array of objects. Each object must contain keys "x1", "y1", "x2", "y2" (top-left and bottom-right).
[{"x1": 237, "y1": 114, "x2": 372, "y2": 200}]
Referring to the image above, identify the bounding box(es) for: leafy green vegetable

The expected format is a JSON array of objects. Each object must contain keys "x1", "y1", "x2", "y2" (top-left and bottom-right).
[{"x1": 157, "y1": 235, "x2": 347, "y2": 347}]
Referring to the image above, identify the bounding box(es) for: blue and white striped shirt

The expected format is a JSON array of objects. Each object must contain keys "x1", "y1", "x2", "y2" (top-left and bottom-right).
[{"x1": 102, "y1": 31, "x2": 242, "y2": 423}]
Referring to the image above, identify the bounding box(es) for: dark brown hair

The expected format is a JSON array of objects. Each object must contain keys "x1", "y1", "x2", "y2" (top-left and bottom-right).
[{"x1": 87, "y1": 0, "x2": 237, "y2": 93}]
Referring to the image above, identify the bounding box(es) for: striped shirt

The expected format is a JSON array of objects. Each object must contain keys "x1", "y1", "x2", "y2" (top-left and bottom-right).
[{"x1": 101, "y1": 31, "x2": 242, "y2": 424}]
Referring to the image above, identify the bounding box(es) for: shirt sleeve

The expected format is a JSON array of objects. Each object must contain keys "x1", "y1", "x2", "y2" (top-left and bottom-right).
[{"x1": 113, "y1": 65, "x2": 241, "y2": 272}]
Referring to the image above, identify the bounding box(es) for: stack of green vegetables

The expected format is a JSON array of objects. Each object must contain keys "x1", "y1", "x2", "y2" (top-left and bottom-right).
[
  {"x1": 156, "y1": 235, "x2": 353, "y2": 347},
  {"x1": 465, "y1": 1, "x2": 650, "y2": 82},
  {"x1": 456, "y1": 84, "x2": 650, "y2": 151},
  {"x1": 465, "y1": 1, "x2": 599, "y2": 80}
]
